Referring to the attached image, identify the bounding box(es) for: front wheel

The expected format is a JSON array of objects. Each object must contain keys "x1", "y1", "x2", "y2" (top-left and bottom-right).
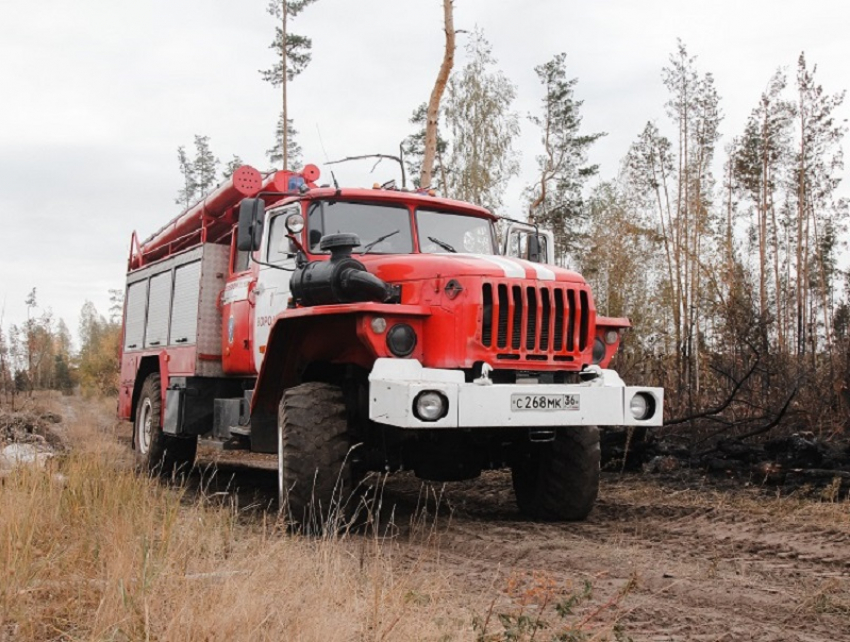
[
  {"x1": 511, "y1": 426, "x2": 600, "y2": 521},
  {"x1": 277, "y1": 382, "x2": 356, "y2": 531},
  {"x1": 134, "y1": 373, "x2": 197, "y2": 476}
]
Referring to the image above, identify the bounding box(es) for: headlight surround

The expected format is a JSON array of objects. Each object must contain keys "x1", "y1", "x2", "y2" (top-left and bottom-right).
[
  {"x1": 629, "y1": 392, "x2": 655, "y2": 421},
  {"x1": 387, "y1": 323, "x2": 417, "y2": 357},
  {"x1": 413, "y1": 390, "x2": 448, "y2": 422}
]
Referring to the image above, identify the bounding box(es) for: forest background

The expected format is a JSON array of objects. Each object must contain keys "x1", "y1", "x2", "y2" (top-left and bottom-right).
[{"x1": 2, "y1": 0, "x2": 850, "y2": 440}]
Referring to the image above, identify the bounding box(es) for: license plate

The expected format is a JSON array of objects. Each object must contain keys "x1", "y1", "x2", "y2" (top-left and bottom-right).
[{"x1": 511, "y1": 393, "x2": 580, "y2": 412}]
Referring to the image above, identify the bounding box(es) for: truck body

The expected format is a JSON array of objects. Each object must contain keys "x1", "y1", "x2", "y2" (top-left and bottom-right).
[{"x1": 119, "y1": 164, "x2": 663, "y2": 524}]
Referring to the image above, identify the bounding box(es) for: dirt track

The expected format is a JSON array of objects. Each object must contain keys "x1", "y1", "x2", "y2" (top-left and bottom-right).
[{"x1": 195, "y1": 442, "x2": 850, "y2": 642}]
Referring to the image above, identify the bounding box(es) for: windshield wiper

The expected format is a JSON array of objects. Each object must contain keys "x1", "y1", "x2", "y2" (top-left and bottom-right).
[
  {"x1": 427, "y1": 236, "x2": 457, "y2": 253},
  {"x1": 361, "y1": 229, "x2": 400, "y2": 252}
]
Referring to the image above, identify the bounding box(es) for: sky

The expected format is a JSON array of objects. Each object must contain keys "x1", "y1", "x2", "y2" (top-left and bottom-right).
[{"x1": 1, "y1": 0, "x2": 849, "y2": 345}]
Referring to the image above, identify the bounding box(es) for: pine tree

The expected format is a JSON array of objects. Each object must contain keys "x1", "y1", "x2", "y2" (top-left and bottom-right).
[
  {"x1": 261, "y1": 0, "x2": 319, "y2": 168},
  {"x1": 266, "y1": 115, "x2": 302, "y2": 169},
  {"x1": 733, "y1": 69, "x2": 795, "y2": 351},
  {"x1": 223, "y1": 155, "x2": 245, "y2": 180},
  {"x1": 402, "y1": 103, "x2": 450, "y2": 190},
  {"x1": 526, "y1": 52, "x2": 605, "y2": 264},
  {"x1": 192, "y1": 135, "x2": 220, "y2": 195},
  {"x1": 176, "y1": 145, "x2": 197, "y2": 208},
  {"x1": 794, "y1": 52, "x2": 847, "y2": 358}
]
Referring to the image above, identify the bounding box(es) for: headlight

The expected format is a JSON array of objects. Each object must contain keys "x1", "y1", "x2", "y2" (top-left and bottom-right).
[
  {"x1": 592, "y1": 337, "x2": 606, "y2": 364},
  {"x1": 414, "y1": 390, "x2": 448, "y2": 421},
  {"x1": 629, "y1": 393, "x2": 655, "y2": 420},
  {"x1": 370, "y1": 317, "x2": 387, "y2": 334},
  {"x1": 285, "y1": 213, "x2": 305, "y2": 234},
  {"x1": 604, "y1": 329, "x2": 619, "y2": 345},
  {"x1": 387, "y1": 323, "x2": 417, "y2": 357}
]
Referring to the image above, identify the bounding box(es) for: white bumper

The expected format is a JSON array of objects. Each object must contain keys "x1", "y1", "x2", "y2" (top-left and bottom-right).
[{"x1": 368, "y1": 358, "x2": 664, "y2": 429}]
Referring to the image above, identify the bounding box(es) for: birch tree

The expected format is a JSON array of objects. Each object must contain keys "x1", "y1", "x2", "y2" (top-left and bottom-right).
[{"x1": 444, "y1": 30, "x2": 520, "y2": 211}]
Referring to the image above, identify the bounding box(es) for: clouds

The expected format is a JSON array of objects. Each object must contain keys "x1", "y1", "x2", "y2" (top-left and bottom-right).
[{"x1": 1, "y1": 0, "x2": 848, "y2": 340}]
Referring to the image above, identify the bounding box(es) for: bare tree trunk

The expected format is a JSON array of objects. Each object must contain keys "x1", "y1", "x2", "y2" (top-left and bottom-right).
[
  {"x1": 769, "y1": 176, "x2": 785, "y2": 353},
  {"x1": 758, "y1": 129, "x2": 768, "y2": 323},
  {"x1": 796, "y1": 127, "x2": 805, "y2": 357},
  {"x1": 282, "y1": 1, "x2": 288, "y2": 169},
  {"x1": 420, "y1": 0, "x2": 455, "y2": 190}
]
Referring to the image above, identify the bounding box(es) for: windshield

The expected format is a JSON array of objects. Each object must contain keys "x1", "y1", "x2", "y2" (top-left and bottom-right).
[
  {"x1": 416, "y1": 209, "x2": 496, "y2": 254},
  {"x1": 307, "y1": 201, "x2": 414, "y2": 254}
]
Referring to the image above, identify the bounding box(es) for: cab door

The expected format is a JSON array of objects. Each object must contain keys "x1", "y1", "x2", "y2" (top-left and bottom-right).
[
  {"x1": 252, "y1": 205, "x2": 300, "y2": 372},
  {"x1": 221, "y1": 235, "x2": 256, "y2": 376}
]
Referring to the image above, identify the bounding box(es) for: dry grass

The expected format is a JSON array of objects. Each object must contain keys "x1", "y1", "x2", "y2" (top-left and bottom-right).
[{"x1": 0, "y1": 396, "x2": 469, "y2": 642}]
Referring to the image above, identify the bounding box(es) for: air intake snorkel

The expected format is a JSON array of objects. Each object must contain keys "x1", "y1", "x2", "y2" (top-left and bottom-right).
[{"x1": 290, "y1": 233, "x2": 400, "y2": 307}]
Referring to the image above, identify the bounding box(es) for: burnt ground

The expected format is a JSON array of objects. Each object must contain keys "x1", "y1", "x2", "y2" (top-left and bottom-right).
[{"x1": 5, "y1": 400, "x2": 849, "y2": 641}]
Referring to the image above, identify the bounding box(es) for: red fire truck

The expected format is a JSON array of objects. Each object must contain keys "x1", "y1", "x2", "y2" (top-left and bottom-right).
[{"x1": 119, "y1": 163, "x2": 663, "y2": 524}]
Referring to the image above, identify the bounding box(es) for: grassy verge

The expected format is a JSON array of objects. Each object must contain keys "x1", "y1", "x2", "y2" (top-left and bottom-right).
[{"x1": 0, "y1": 396, "x2": 468, "y2": 641}]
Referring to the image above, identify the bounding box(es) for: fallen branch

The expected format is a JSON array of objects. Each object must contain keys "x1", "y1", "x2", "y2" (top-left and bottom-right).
[{"x1": 665, "y1": 355, "x2": 760, "y2": 426}]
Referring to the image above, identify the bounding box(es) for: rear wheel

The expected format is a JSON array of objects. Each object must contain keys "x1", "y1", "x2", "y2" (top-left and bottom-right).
[
  {"x1": 134, "y1": 373, "x2": 197, "y2": 476},
  {"x1": 511, "y1": 426, "x2": 600, "y2": 521},
  {"x1": 277, "y1": 382, "x2": 356, "y2": 531}
]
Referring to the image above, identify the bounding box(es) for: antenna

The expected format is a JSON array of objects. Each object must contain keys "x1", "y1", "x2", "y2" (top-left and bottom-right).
[
  {"x1": 315, "y1": 124, "x2": 331, "y2": 163},
  {"x1": 326, "y1": 153, "x2": 406, "y2": 189}
]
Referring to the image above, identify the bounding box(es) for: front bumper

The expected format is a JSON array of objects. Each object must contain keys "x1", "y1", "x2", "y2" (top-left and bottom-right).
[{"x1": 368, "y1": 358, "x2": 664, "y2": 429}]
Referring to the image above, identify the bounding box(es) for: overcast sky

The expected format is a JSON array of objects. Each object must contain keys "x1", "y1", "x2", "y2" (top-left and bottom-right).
[{"x1": 1, "y1": 0, "x2": 848, "y2": 344}]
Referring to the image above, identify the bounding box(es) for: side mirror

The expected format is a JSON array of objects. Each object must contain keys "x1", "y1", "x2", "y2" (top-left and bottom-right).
[
  {"x1": 527, "y1": 235, "x2": 542, "y2": 263},
  {"x1": 502, "y1": 223, "x2": 555, "y2": 265},
  {"x1": 237, "y1": 198, "x2": 265, "y2": 251}
]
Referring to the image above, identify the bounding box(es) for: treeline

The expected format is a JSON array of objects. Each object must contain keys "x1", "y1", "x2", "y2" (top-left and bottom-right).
[
  {"x1": 0, "y1": 289, "x2": 123, "y2": 404},
  {"x1": 580, "y1": 44, "x2": 848, "y2": 439},
  {"x1": 165, "y1": 2, "x2": 850, "y2": 440},
  {"x1": 405, "y1": 34, "x2": 849, "y2": 438}
]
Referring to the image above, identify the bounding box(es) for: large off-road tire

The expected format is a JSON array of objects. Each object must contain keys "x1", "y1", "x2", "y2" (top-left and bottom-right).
[
  {"x1": 511, "y1": 426, "x2": 600, "y2": 521},
  {"x1": 277, "y1": 382, "x2": 355, "y2": 530},
  {"x1": 134, "y1": 373, "x2": 197, "y2": 476}
]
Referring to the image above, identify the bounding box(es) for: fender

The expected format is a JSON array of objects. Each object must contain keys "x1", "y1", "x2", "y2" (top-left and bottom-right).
[
  {"x1": 594, "y1": 316, "x2": 630, "y2": 369},
  {"x1": 251, "y1": 303, "x2": 430, "y2": 417}
]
